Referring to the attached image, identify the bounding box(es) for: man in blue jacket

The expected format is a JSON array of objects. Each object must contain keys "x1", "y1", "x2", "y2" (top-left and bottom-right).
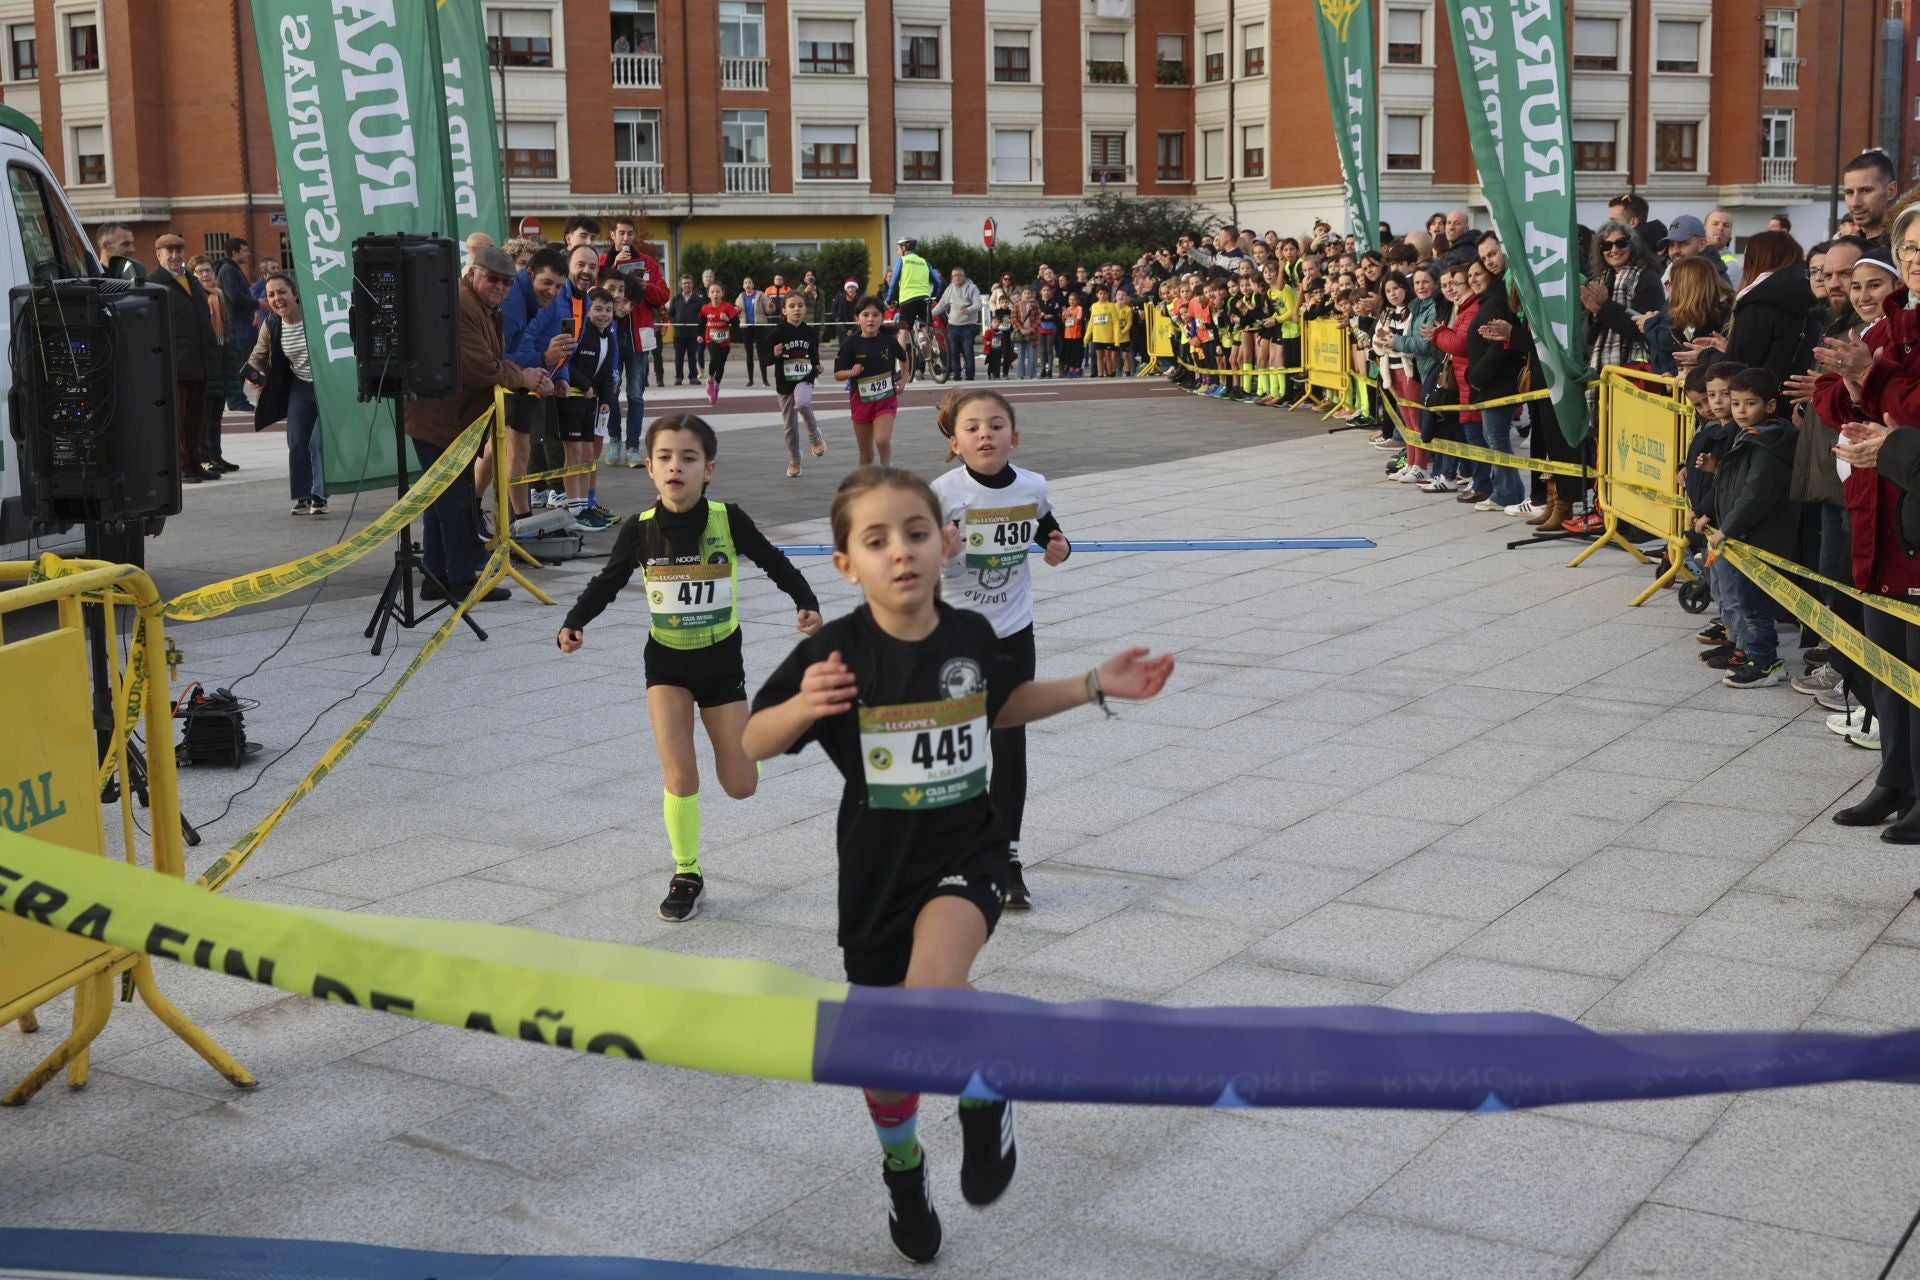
[{"x1": 479, "y1": 245, "x2": 570, "y2": 522}]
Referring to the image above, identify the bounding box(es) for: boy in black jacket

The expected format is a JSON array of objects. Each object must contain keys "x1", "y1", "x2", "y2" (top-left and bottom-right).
[
  {"x1": 1709, "y1": 367, "x2": 1800, "y2": 688},
  {"x1": 558, "y1": 287, "x2": 621, "y2": 531},
  {"x1": 762, "y1": 291, "x2": 826, "y2": 477},
  {"x1": 1690, "y1": 361, "x2": 1746, "y2": 665}
]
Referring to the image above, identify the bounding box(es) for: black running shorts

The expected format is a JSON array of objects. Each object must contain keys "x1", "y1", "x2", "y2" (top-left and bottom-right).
[{"x1": 643, "y1": 630, "x2": 746, "y2": 708}]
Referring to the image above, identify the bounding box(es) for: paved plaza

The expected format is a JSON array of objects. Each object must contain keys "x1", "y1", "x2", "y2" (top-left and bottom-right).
[{"x1": 5, "y1": 380, "x2": 1920, "y2": 1279}]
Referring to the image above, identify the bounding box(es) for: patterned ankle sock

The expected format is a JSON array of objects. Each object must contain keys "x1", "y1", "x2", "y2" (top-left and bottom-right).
[{"x1": 864, "y1": 1090, "x2": 922, "y2": 1171}]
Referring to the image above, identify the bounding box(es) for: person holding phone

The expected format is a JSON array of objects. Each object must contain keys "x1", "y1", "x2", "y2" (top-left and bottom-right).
[{"x1": 599, "y1": 215, "x2": 669, "y2": 456}]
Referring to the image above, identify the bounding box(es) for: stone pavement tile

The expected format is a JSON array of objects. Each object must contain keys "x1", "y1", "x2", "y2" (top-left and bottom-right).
[
  {"x1": 1017, "y1": 904, "x2": 1256, "y2": 995},
  {"x1": 685, "y1": 1232, "x2": 910, "y2": 1280},
  {"x1": 1484, "y1": 705, "x2": 1650, "y2": 751},
  {"x1": 1248, "y1": 741, "x2": 1407, "y2": 793},
  {"x1": 1651, "y1": 1095, "x2": 1920, "y2": 1245},
  {"x1": 1581, "y1": 1203, "x2": 1886, "y2": 1280},
  {"x1": 5, "y1": 1150, "x2": 294, "y2": 1234},
  {"x1": 1022, "y1": 720, "x2": 1192, "y2": 772},
  {"x1": 1340, "y1": 773, "x2": 1531, "y2": 826},
  {"x1": 1729, "y1": 723, "x2": 1878, "y2": 777},
  {"x1": 974, "y1": 1223, "x2": 1259, "y2": 1280},
  {"x1": 1250, "y1": 902, "x2": 1481, "y2": 985},
  {"x1": 1503, "y1": 768, "x2": 1696, "y2": 823},
  {"x1": 1583, "y1": 948, "x2": 1836, "y2": 1033},
  {"x1": 1879, "y1": 897, "x2": 1920, "y2": 948},
  {"x1": 1672, "y1": 891, "x2": 1896, "y2": 975},
  {"x1": 430, "y1": 792, "x2": 646, "y2": 853},
  {"x1": 1340, "y1": 851, "x2": 1562, "y2": 923},
  {"x1": 1455, "y1": 896, "x2": 1687, "y2": 979},
  {"x1": 272, "y1": 834, "x2": 523, "y2": 898},
  {"x1": 364, "y1": 875, "x2": 571, "y2": 925},
  {"x1": 1117, "y1": 744, "x2": 1261, "y2": 791},
  {"x1": 1154, "y1": 777, "x2": 1353, "y2": 834},
  {"x1": 1677, "y1": 764, "x2": 1860, "y2": 817},
  {"x1": 1820, "y1": 943, "x2": 1920, "y2": 1025},
  {"x1": 695, "y1": 810, "x2": 839, "y2": 890},
  {"x1": 1426, "y1": 808, "x2": 1631, "y2": 870},
  {"x1": 1381, "y1": 956, "x2": 1615, "y2": 1019},
  {"x1": 643, "y1": 916, "x2": 843, "y2": 982},
  {"x1": 1578, "y1": 732, "x2": 1749, "y2": 782},
  {"x1": 1019, "y1": 778, "x2": 1185, "y2": 835},
  {"x1": 1182, "y1": 664, "x2": 1339, "y2": 701},
  {"x1": 1535, "y1": 1093, "x2": 1736, "y2": 1145},
  {"x1": 1155, "y1": 856, "x2": 1371, "y2": 935},
  {"x1": 1330, "y1": 712, "x2": 1493, "y2": 760},
  {"x1": 1266, "y1": 685, "x2": 1419, "y2": 725},
  {"x1": 714, "y1": 873, "x2": 844, "y2": 934},
  {"x1": 1239, "y1": 812, "x2": 1454, "y2": 872},
  {"x1": 1740, "y1": 839, "x2": 1920, "y2": 906},
  {"x1": 1615, "y1": 802, "x2": 1809, "y2": 863},
  {"x1": 1362, "y1": 1112, "x2": 1686, "y2": 1257},
  {"x1": 473, "y1": 829, "x2": 662, "y2": 894},
  {"x1": 1077, "y1": 1113, "x2": 1410, "y2": 1267},
  {"x1": 986, "y1": 864, "x2": 1154, "y2": 935},
  {"x1": 1163, "y1": 959, "x2": 1388, "y2": 1008},
  {"x1": 1053, "y1": 812, "x2": 1268, "y2": 877},
  {"x1": 1418, "y1": 739, "x2": 1597, "y2": 789},
  {"x1": 1181, "y1": 713, "x2": 1346, "y2": 760},
  {"x1": 1, "y1": 1069, "x2": 227, "y2": 1176},
  {"x1": 1547, "y1": 845, "x2": 1747, "y2": 916},
  {"x1": 1275, "y1": 1213, "x2": 1578, "y2": 1280}
]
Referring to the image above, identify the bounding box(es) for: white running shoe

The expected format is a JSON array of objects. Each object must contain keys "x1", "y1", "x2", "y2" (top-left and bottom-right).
[
  {"x1": 1473, "y1": 499, "x2": 1502, "y2": 512},
  {"x1": 1505, "y1": 501, "x2": 1543, "y2": 517},
  {"x1": 1826, "y1": 706, "x2": 1868, "y2": 736}
]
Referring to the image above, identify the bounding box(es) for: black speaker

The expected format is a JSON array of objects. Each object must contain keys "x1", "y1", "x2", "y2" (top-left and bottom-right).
[
  {"x1": 349, "y1": 233, "x2": 460, "y2": 401},
  {"x1": 8, "y1": 278, "x2": 180, "y2": 529}
]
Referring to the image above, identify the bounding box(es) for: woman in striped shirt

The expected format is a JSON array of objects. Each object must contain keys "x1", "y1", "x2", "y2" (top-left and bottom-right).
[{"x1": 246, "y1": 272, "x2": 327, "y2": 515}]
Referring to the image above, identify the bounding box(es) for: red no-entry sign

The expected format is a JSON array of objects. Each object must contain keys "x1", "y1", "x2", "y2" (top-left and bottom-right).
[
  {"x1": 519, "y1": 216, "x2": 542, "y2": 238},
  {"x1": 983, "y1": 218, "x2": 996, "y2": 248}
]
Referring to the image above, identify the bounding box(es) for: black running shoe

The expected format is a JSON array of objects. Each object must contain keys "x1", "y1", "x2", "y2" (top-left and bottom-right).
[
  {"x1": 958, "y1": 1100, "x2": 1018, "y2": 1206},
  {"x1": 658, "y1": 872, "x2": 703, "y2": 922},
  {"x1": 1706, "y1": 647, "x2": 1744, "y2": 672},
  {"x1": 1004, "y1": 859, "x2": 1031, "y2": 911},
  {"x1": 1695, "y1": 621, "x2": 1727, "y2": 645},
  {"x1": 1698, "y1": 642, "x2": 1733, "y2": 666},
  {"x1": 883, "y1": 1157, "x2": 942, "y2": 1264}
]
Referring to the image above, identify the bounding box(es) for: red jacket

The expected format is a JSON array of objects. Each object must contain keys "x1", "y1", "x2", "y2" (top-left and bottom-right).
[
  {"x1": 1818, "y1": 288, "x2": 1920, "y2": 595},
  {"x1": 598, "y1": 248, "x2": 670, "y2": 348},
  {"x1": 1429, "y1": 293, "x2": 1482, "y2": 424}
]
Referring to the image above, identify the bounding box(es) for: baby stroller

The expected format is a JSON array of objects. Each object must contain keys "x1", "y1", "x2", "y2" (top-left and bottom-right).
[{"x1": 1678, "y1": 536, "x2": 1711, "y2": 614}]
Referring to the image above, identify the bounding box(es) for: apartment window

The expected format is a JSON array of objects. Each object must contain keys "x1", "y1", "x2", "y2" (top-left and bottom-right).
[
  {"x1": 1089, "y1": 130, "x2": 1127, "y2": 183},
  {"x1": 614, "y1": 108, "x2": 660, "y2": 164},
  {"x1": 8, "y1": 24, "x2": 34, "y2": 80},
  {"x1": 1240, "y1": 22, "x2": 1265, "y2": 77},
  {"x1": 1202, "y1": 127, "x2": 1224, "y2": 180},
  {"x1": 1087, "y1": 31, "x2": 1126, "y2": 83},
  {"x1": 1155, "y1": 33, "x2": 1186, "y2": 85},
  {"x1": 1385, "y1": 9, "x2": 1422, "y2": 64},
  {"x1": 1240, "y1": 124, "x2": 1264, "y2": 178},
  {"x1": 1203, "y1": 29, "x2": 1223, "y2": 82},
  {"x1": 501, "y1": 121, "x2": 558, "y2": 179},
  {"x1": 1572, "y1": 18, "x2": 1618, "y2": 71},
  {"x1": 796, "y1": 18, "x2": 855, "y2": 74},
  {"x1": 65, "y1": 12, "x2": 98, "y2": 72},
  {"x1": 800, "y1": 124, "x2": 858, "y2": 179},
  {"x1": 719, "y1": 2, "x2": 765, "y2": 58},
  {"x1": 992, "y1": 128, "x2": 1033, "y2": 183},
  {"x1": 901, "y1": 127, "x2": 942, "y2": 181},
  {"x1": 1655, "y1": 20, "x2": 1701, "y2": 73},
  {"x1": 1571, "y1": 119, "x2": 1617, "y2": 172},
  {"x1": 610, "y1": 1, "x2": 657, "y2": 56},
  {"x1": 486, "y1": 9, "x2": 554, "y2": 68},
  {"x1": 1384, "y1": 115, "x2": 1420, "y2": 171},
  {"x1": 722, "y1": 109, "x2": 769, "y2": 165},
  {"x1": 1156, "y1": 131, "x2": 1185, "y2": 181},
  {"x1": 1654, "y1": 121, "x2": 1698, "y2": 172},
  {"x1": 1763, "y1": 8, "x2": 1797, "y2": 60},
  {"x1": 1761, "y1": 108, "x2": 1794, "y2": 160},
  {"x1": 900, "y1": 24, "x2": 939, "y2": 79},
  {"x1": 992, "y1": 30, "x2": 1031, "y2": 83},
  {"x1": 70, "y1": 125, "x2": 104, "y2": 185}
]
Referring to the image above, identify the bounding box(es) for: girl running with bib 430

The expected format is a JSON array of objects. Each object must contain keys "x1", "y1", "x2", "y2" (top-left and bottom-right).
[
  {"x1": 930, "y1": 389, "x2": 1071, "y2": 910},
  {"x1": 557, "y1": 414, "x2": 822, "y2": 923},
  {"x1": 745, "y1": 465, "x2": 1172, "y2": 1265}
]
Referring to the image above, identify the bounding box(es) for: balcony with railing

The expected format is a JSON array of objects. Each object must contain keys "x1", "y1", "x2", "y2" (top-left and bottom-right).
[
  {"x1": 721, "y1": 56, "x2": 768, "y2": 89},
  {"x1": 1086, "y1": 58, "x2": 1128, "y2": 85},
  {"x1": 1154, "y1": 58, "x2": 1187, "y2": 85},
  {"x1": 1763, "y1": 57, "x2": 1801, "y2": 89},
  {"x1": 724, "y1": 163, "x2": 771, "y2": 193},
  {"x1": 1761, "y1": 155, "x2": 1796, "y2": 185},
  {"x1": 613, "y1": 52, "x2": 662, "y2": 88},
  {"x1": 617, "y1": 161, "x2": 664, "y2": 195}
]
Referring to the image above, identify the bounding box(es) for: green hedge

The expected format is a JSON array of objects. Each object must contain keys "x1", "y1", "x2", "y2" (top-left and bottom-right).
[{"x1": 911, "y1": 236, "x2": 1152, "y2": 292}]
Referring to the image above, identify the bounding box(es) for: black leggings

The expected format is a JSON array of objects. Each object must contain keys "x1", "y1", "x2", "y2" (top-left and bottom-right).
[
  {"x1": 706, "y1": 346, "x2": 731, "y2": 383},
  {"x1": 990, "y1": 625, "x2": 1037, "y2": 849}
]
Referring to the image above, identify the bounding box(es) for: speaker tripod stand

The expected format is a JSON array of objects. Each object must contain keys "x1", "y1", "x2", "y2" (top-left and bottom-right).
[{"x1": 364, "y1": 399, "x2": 489, "y2": 655}]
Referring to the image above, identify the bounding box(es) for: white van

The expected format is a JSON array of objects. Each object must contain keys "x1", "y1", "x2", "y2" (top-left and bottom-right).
[{"x1": 0, "y1": 106, "x2": 101, "y2": 562}]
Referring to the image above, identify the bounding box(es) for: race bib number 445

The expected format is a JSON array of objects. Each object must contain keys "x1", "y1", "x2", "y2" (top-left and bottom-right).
[
  {"x1": 644, "y1": 562, "x2": 733, "y2": 630},
  {"x1": 860, "y1": 692, "x2": 987, "y2": 810},
  {"x1": 963, "y1": 503, "x2": 1038, "y2": 571}
]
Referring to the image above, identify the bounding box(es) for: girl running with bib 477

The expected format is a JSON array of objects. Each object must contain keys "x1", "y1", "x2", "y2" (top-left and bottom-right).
[
  {"x1": 557, "y1": 414, "x2": 822, "y2": 923},
  {"x1": 745, "y1": 465, "x2": 1172, "y2": 1264}
]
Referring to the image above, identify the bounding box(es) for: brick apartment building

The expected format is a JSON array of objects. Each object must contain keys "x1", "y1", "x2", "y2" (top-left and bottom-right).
[{"x1": 0, "y1": 0, "x2": 1899, "y2": 280}]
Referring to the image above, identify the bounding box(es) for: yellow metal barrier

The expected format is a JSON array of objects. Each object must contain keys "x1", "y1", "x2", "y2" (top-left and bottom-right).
[
  {"x1": 1568, "y1": 367, "x2": 1695, "y2": 605},
  {"x1": 1301, "y1": 318, "x2": 1349, "y2": 410},
  {"x1": 0, "y1": 562, "x2": 254, "y2": 1104}
]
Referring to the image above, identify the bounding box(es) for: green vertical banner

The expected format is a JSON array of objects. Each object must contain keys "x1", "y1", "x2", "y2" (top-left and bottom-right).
[
  {"x1": 1313, "y1": 0, "x2": 1380, "y2": 253},
  {"x1": 251, "y1": 1, "x2": 460, "y2": 493},
  {"x1": 437, "y1": 0, "x2": 506, "y2": 244},
  {"x1": 1441, "y1": 1, "x2": 1588, "y2": 444}
]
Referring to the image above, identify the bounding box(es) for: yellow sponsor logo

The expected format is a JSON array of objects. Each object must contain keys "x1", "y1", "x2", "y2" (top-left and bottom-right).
[
  {"x1": 900, "y1": 787, "x2": 924, "y2": 807},
  {"x1": 868, "y1": 747, "x2": 892, "y2": 771}
]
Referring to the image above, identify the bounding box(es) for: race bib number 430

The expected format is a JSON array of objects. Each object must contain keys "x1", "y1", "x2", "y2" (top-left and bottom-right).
[
  {"x1": 644, "y1": 562, "x2": 733, "y2": 631},
  {"x1": 860, "y1": 692, "x2": 987, "y2": 810},
  {"x1": 963, "y1": 503, "x2": 1038, "y2": 571}
]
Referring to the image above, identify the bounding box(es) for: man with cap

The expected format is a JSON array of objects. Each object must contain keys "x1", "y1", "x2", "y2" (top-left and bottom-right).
[
  {"x1": 151, "y1": 231, "x2": 221, "y2": 483},
  {"x1": 885, "y1": 236, "x2": 941, "y2": 381},
  {"x1": 1660, "y1": 215, "x2": 1727, "y2": 281}
]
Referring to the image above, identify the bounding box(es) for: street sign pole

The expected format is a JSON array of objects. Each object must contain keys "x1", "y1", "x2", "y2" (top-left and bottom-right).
[{"x1": 983, "y1": 217, "x2": 996, "y2": 295}]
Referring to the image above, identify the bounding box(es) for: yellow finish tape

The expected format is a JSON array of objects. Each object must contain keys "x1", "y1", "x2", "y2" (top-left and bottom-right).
[{"x1": 161, "y1": 412, "x2": 492, "y2": 622}]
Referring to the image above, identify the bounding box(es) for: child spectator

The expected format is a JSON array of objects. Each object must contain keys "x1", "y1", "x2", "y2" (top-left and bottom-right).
[
  {"x1": 1034, "y1": 283, "x2": 1061, "y2": 377},
  {"x1": 557, "y1": 286, "x2": 622, "y2": 530},
  {"x1": 985, "y1": 307, "x2": 1015, "y2": 380},
  {"x1": 1708, "y1": 366, "x2": 1800, "y2": 688},
  {"x1": 1692, "y1": 361, "x2": 1747, "y2": 666},
  {"x1": 1060, "y1": 291, "x2": 1085, "y2": 378},
  {"x1": 1087, "y1": 285, "x2": 1118, "y2": 377}
]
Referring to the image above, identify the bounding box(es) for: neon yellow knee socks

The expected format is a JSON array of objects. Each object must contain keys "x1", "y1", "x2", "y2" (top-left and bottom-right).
[{"x1": 663, "y1": 790, "x2": 700, "y2": 875}]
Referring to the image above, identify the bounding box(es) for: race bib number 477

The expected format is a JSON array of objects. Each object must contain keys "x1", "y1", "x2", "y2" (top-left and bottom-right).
[
  {"x1": 963, "y1": 503, "x2": 1038, "y2": 571},
  {"x1": 859, "y1": 692, "x2": 987, "y2": 810},
  {"x1": 644, "y1": 562, "x2": 733, "y2": 630}
]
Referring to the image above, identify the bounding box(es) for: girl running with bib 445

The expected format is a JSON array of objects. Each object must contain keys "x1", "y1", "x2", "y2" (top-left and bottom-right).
[
  {"x1": 833, "y1": 294, "x2": 906, "y2": 466},
  {"x1": 745, "y1": 466, "x2": 1172, "y2": 1265},
  {"x1": 557, "y1": 414, "x2": 822, "y2": 923},
  {"x1": 930, "y1": 389, "x2": 1070, "y2": 910}
]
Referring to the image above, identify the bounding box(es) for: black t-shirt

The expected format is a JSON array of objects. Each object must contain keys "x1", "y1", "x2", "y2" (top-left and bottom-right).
[
  {"x1": 834, "y1": 332, "x2": 902, "y2": 402},
  {"x1": 763, "y1": 322, "x2": 820, "y2": 392},
  {"x1": 1035, "y1": 297, "x2": 1063, "y2": 333},
  {"x1": 752, "y1": 602, "x2": 1017, "y2": 950}
]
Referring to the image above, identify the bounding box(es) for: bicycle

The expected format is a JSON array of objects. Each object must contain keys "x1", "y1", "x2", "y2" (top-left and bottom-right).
[{"x1": 905, "y1": 314, "x2": 950, "y2": 385}]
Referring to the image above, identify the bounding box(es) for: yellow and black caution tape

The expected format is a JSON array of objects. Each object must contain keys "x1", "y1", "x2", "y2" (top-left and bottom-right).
[
  {"x1": 1399, "y1": 426, "x2": 1594, "y2": 481},
  {"x1": 161, "y1": 412, "x2": 493, "y2": 622},
  {"x1": 510, "y1": 461, "x2": 600, "y2": 487},
  {"x1": 1719, "y1": 542, "x2": 1920, "y2": 706}
]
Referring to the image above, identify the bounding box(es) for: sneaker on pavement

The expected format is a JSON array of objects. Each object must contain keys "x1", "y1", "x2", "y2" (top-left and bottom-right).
[
  {"x1": 1827, "y1": 706, "x2": 1868, "y2": 736},
  {"x1": 1421, "y1": 476, "x2": 1457, "y2": 492},
  {"x1": 883, "y1": 1157, "x2": 943, "y2": 1264},
  {"x1": 1397, "y1": 466, "x2": 1429, "y2": 484},
  {"x1": 291, "y1": 498, "x2": 312, "y2": 516},
  {"x1": 706, "y1": 377, "x2": 720, "y2": 406},
  {"x1": 626, "y1": 448, "x2": 646, "y2": 468},
  {"x1": 1722, "y1": 659, "x2": 1784, "y2": 689},
  {"x1": 958, "y1": 1100, "x2": 1019, "y2": 1206},
  {"x1": 1695, "y1": 620, "x2": 1727, "y2": 645},
  {"x1": 568, "y1": 510, "x2": 613, "y2": 532},
  {"x1": 657, "y1": 872, "x2": 704, "y2": 923},
  {"x1": 1816, "y1": 686, "x2": 1852, "y2": 713},
  {"x1": 1004, "y1": 859, "x2": 1031, "y2": 910},
  {"x1": 1473, "y1": 498, "x2": 1502, "y2": 512},
  {"x1": 1850, "y1": 725, "x2": 1883, "y2": 750},
  {"x1": 1505, "y1": 501, "x2": 1543, "y2": 517},
  {"x1": 603, "y1": 442, "x2": 626, "y2": 466},
  {"x1": 1699, "y1": 642, "x2": 1735, "y2": 667},
  {"x1": 1791, "y1": 663, "x2": 1843, "y2": 695}
]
